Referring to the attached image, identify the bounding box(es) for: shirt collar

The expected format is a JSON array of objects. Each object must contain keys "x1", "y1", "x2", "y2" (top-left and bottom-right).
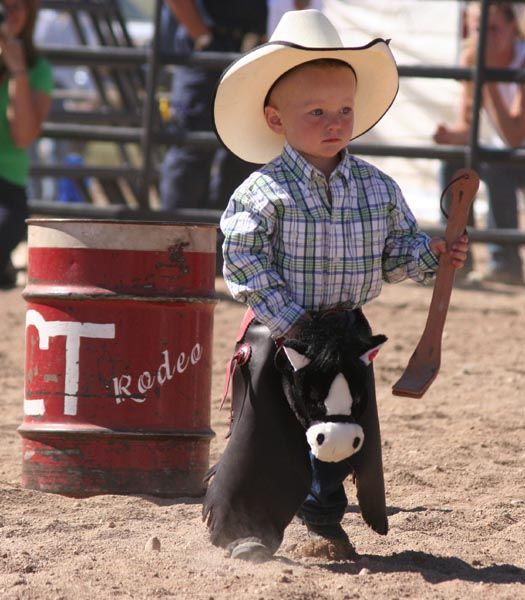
[
  {"x1": 281, "y1": 144, "x2": 317, "y2": 182},
  {"x1": 281, "y1": 143, "x2": 353, "y2": 185},
  {"x1": 333, "y1": 147, "x2": 353, "y2": 181}
]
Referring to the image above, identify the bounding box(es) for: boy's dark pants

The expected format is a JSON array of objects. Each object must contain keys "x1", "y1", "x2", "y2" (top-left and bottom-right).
[{"x1": 202, "y1": 314, "x2": 387, "y2": 554}]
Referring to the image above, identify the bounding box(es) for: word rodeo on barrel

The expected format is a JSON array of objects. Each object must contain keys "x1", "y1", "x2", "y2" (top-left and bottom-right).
[{"x1": 112, "y1": 346, "x2": 203, "y2": 405}]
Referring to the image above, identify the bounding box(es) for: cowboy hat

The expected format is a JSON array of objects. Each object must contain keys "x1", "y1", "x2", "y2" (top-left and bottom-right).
[{"x1": 213, "y1": 9, "x2": 399, "y2": 165}]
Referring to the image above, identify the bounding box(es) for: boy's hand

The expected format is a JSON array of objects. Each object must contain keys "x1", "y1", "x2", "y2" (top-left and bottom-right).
[{"x1": 429, "y1": 234, "x2": 469, "y2": 269}]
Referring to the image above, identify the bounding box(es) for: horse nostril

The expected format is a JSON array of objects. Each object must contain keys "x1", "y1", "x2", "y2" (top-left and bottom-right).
[
  {"x1": 316, "y1": 433, "x2": 325, "y2": 445},
  {"x1": 353, "y1": 437, "x2": 361, "y2": 449}
]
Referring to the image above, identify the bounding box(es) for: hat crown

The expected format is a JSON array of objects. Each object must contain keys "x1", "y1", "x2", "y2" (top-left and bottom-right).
[
  {"x1": 269, "y1": 9, "x2": 344, "y2": 48},
  {"x1": 214, "y1": 10, "x2": 398, "y2": 164}
]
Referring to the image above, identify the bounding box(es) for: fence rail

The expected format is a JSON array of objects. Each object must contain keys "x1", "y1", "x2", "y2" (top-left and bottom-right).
[{"x1": 29, "y1": 0, "x2": 525, "y2": 246}]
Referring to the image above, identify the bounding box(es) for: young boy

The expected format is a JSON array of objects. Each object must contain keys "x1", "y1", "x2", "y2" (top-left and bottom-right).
[{"x1": 203, "y1": 9, "x2": 468, "y2": 562}]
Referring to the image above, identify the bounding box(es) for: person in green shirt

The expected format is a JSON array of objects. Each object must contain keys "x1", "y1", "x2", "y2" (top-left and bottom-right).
[{"x1": 0, "y1": 0, "x2": 52, "y2": 288}]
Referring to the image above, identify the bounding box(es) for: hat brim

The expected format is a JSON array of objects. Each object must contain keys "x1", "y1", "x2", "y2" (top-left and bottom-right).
[{"x1": 214, "y1": 39, "x2": 399, "y2": 164}]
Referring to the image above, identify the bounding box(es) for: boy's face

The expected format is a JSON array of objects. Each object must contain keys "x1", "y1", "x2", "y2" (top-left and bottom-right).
[{"x1": 264, "y1": 64, "x2": 356, "y2": 174}]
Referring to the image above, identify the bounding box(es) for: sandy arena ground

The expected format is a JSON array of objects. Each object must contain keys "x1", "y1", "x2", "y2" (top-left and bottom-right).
[{"x1": 1, "y1": 244, "x2": 524, "y2": 599}]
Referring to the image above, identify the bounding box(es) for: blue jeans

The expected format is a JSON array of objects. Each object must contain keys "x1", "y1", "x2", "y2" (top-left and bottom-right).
[
  {"x1": 440, "y1": 160, "x2": 524, "y2": 276},
  {"x1": 298, "y1": 453, "x2": 355, "y2": 526}
]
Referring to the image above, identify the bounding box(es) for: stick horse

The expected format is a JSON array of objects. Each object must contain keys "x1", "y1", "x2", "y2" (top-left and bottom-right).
[{"x1": 203, "y1": 308, "x2": 388, "y2": 555}]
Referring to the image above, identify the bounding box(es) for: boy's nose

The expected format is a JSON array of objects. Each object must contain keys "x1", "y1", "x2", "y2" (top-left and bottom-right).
[{"x1": 326, "y1": 115, "x2": 342, "y2": 131}]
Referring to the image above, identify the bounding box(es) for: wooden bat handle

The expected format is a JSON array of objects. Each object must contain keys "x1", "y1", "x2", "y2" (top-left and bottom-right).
[
  {"x1": 391, "y1": 168, "x2": 480, "y2": 398},
  {"x1": 424, "y1": 169, "x2": 479, "y2": 340}
]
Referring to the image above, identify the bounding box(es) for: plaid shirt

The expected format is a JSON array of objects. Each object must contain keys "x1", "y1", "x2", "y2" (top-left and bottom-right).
[{"x1": 221, "y1": 144, "x2": 438, "y2": 337}]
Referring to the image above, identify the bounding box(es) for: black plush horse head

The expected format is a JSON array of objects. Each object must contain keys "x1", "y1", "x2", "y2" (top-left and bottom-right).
[{"x1": 276, "y1": 311, "x2": 386, "y2": 463}]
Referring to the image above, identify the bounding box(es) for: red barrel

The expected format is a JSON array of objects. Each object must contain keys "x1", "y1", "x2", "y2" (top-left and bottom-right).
[{"x1": 19, "y1": 219, "x2": 217, "y2": 497}]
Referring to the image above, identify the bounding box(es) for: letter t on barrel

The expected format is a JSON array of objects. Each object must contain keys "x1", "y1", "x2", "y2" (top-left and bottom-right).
[{"x1": 25, "y1": 309, "x2": 115, "y2": 416}]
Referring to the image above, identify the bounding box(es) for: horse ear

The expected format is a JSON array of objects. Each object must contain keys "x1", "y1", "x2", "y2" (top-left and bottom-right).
[
  {"x1": 283, "y1": 346, "x2": 311, "y2": 371},
  {"x1": 359, "y1": 334, "x2": 387, "y2": 366}
]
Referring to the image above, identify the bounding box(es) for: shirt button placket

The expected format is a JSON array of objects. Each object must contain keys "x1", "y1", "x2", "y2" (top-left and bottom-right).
[
  {"x1": 328, "y1": 180, "x2": 338, "y2": 306},
  {"x1": 322, "y1": 178, "x2": 333, "y2": 306}
]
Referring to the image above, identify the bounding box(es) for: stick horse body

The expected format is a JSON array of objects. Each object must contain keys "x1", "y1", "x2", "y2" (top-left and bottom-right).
[{"x1": 204, "y1": 308, "x2": 389, "y2": 553}]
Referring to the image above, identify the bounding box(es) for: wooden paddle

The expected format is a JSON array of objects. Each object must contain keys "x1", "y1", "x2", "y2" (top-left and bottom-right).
[{"x1": 392, "y1": 168, "x2": 480, "y2": 398}]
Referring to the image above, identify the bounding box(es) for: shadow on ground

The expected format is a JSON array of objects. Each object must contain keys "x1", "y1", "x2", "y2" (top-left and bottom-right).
[{"x1": 321, "y1": 550, "x2": 525, "y2": 584}]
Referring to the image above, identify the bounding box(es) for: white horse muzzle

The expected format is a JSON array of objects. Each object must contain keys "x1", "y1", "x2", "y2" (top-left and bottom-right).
[{"x1": 306, "y1": 421, "x2": 364, "y2": 463}]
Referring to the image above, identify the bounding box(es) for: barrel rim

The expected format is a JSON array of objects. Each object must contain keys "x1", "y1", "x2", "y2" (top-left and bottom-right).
[
  {"x1": 26, "y1": 218, "x2": 218, "y2": 229},
  {"x1": 18, "y1": 425, "x2": 216, "y2": 440},
  {"x1": 22, "y1": 291, "x2": 219, "y2": 303}
]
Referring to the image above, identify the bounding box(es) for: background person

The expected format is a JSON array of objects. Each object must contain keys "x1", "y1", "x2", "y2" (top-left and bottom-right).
[
  {"x1": 29, "y1": 7, "x2": 95, "y2": 202},
  {"x1": 0, "y1": 0, "x2": 53, "y2": 288},
  {"x1": 434, "y1": 1, "x2": 525, "y2": 285},
  {"x1": 159, "y1": 0, "x2": 267, "y2": 211}
]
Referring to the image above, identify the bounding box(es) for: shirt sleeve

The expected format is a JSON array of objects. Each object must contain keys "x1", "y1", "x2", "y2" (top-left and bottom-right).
[
  {"x1": 220, "y1": 179, "x2": 306, "y2": 337},
  {"x1": 382, "y1": 179, "x2": 439, "y2": 284},
  {"x1": 29, "y1": 58, "x2": 54, "y2": 95}
]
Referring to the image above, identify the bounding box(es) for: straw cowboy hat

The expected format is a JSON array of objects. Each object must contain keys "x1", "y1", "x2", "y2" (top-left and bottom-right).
[{"x1": 213, "y1": 9, "x2": 399, "y2": 164}]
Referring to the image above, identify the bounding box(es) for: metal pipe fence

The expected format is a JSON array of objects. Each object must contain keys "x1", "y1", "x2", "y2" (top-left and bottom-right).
[{"x1": 28, "y1": 0, "x2": 525, "y2": 247}]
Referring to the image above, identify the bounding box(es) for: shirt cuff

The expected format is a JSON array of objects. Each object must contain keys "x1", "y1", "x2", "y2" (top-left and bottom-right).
[{"x1": 419, "y1": 237, "x2": 440, "y2": 272}]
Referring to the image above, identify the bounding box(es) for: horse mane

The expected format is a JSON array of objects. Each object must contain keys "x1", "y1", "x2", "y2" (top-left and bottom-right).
[{"x1": 293, "y1": 311, "x2": 370, "y2": 373}]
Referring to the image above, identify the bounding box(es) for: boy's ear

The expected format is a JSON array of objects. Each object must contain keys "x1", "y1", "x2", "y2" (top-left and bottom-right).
[{"x1": 264, "y1": 105, "x2": 283, "y2": 134}]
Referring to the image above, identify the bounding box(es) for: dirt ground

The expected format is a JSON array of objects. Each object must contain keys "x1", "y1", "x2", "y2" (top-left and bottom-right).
[{"x1": 1, "y1": 244, "x2": 524, "y2": 600}]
